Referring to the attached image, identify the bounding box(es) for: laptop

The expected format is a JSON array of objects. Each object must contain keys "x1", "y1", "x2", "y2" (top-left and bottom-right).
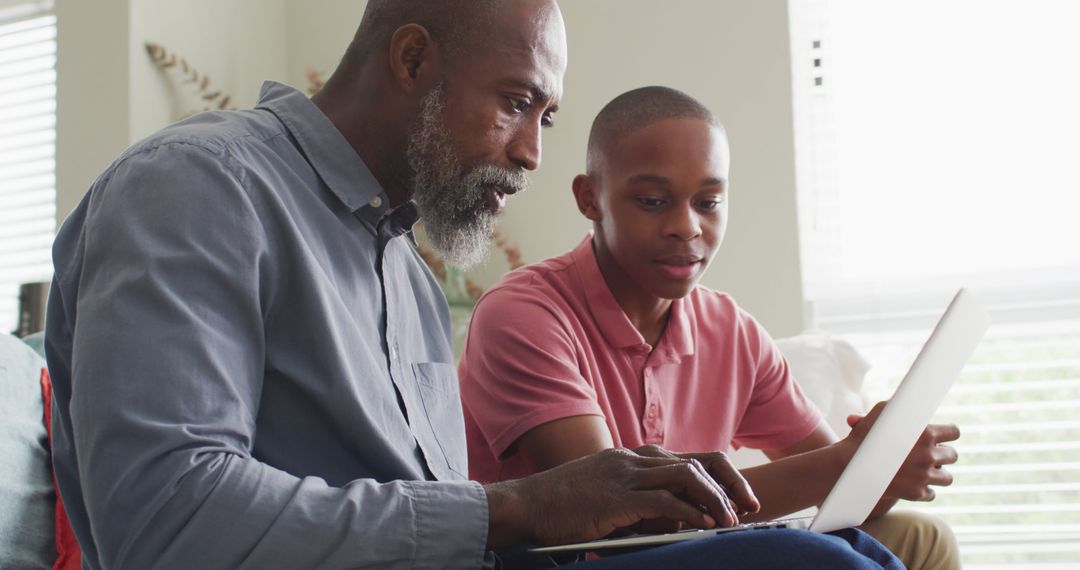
[{"x1": 531, "y1": 288, "x2": 991, "y2": 554}]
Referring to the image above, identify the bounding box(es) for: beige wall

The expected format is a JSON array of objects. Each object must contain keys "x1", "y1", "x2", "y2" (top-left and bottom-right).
[
  {"x1": 55, "y1": 0, "x2": 131, "y2": 224},
  {"x1": 128, "y1": 0, "x2": 289, "y2": 143},
  {"x1": 56, "y1": 0, "x2": 806, "y2": 336},
  {"x1": 284, "y1": 0, "x2": 364, "y2": 91},
  {"x1": 55, "y1": 0, "x2": 288, "y2": 226}
]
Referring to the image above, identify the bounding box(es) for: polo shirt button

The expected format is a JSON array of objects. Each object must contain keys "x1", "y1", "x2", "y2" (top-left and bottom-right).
[
  {"x1": 369, "y1": 195, "x2": 383, "y2": 208},
  {"x1": 648, "y1": 405, "x2": 657, "y2": 418}
]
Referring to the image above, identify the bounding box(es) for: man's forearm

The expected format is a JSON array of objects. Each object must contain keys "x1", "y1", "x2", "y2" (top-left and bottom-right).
[{"x1": 484, "y1": 480, "x2": 529, "y2": 549}]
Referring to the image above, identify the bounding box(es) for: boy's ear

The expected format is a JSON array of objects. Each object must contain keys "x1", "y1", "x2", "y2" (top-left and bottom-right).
[
  {"x1": 388, "y1": 23, "x2": 442, "y2": 94},
  {"x1": 572, "y1": 174, "x2": 602, "y2": 222}
]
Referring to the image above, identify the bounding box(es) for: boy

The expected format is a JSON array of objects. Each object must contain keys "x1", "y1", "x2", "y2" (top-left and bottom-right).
[{"x1": 460, "y1": 86, "x2": 960, "y2": 569}]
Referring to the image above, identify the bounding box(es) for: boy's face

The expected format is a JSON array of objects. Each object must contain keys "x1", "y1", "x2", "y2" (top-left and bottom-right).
[{"x1": 577, "y1": 117, "x2": 730, "y2": 300}]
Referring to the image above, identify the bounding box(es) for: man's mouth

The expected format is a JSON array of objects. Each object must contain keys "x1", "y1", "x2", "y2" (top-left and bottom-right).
[
  {"x1": 485, "y1": 186, "x2": 508, "y2": 213},
  {"x1": 652, "y1": 255, "x2": 704, "y2": 281},
  {"x1": 484, "y1": 182, "x2": 524, "y2": 213}
]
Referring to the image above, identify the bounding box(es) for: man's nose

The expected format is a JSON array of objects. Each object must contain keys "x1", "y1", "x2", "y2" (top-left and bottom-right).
[
  {"x1": 508, "y1": 120, "x2": 542, "y2": 172},
  {"x1": 664, "y1": 203, "x2": 702, "y2": 241}
]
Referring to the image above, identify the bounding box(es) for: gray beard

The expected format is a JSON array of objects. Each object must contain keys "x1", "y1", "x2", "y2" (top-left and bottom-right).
[{"x1": 406, "y1": 84, "x2": 528, "y2": 269}]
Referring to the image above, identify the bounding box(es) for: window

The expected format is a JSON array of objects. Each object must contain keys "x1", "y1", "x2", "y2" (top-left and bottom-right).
[
  {"x1": 0, "y1": 0, "x2": 55, "y2": 334},
  {"x1": 789, "y1": 1, "x2": 1080, "y2": 567}
]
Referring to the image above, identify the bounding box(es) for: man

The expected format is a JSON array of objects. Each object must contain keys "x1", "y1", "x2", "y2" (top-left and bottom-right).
[
  {"x1": 46, "y1": 1, "x2": 901, "y2": 568},
  {"x1": 460, "y1": 86, "x2": 961, "y2": 569}
]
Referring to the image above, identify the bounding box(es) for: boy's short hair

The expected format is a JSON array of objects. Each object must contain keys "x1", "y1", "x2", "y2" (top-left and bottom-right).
[{"x1": 586, "y1": 86, "x2": 723, "y2": 175}]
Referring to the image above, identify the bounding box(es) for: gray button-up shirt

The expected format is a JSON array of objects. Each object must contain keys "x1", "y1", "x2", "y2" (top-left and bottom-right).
[{"x1": 45, "y1": 82, "x2": 489, "y2": 569}]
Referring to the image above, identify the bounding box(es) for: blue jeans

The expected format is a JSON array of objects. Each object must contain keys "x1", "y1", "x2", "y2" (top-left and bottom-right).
[{"x1": 496, "y1": 529, "x2": 904, "y2": 569}]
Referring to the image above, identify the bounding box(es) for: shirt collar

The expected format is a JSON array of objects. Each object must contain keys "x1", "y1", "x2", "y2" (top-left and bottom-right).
[
  {"x1": 664, "y1": 293, "x2": 696, "y2": 359},
  {"x1": 570, "y1": 233, "x2": 696, "y2": 359},
  {"x1": 256, "y1": 81, "x2": 388, "y2": 216},
  {"x1": 570, "y1": 233, "x2": 695, "y2": 358}
]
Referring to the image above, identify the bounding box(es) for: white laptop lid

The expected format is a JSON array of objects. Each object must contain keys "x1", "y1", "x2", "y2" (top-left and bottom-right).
[{"x1": 809, "y1": 288, "x2": 991, "y2": 532}]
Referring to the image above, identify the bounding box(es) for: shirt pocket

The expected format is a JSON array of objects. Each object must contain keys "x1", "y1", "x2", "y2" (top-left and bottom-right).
[{"x1": 411, "y1": 362, "x2": 468, "y2": 479}]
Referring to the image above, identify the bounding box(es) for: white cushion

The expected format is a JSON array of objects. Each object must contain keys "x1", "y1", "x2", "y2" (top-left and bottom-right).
[{"x1": 730, "y1": 331, "x2": 870, "y2": 468}]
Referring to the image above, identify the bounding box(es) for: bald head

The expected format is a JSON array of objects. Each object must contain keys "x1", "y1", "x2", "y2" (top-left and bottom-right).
[
  {"x1": 587, "y1": 86, "x2": 723, "y2": 176},
  {"x1": 349, "y1": 0, "x2": 501, "y2": 64}
]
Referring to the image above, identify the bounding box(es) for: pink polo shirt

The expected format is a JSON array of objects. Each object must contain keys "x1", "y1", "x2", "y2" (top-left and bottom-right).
[{"x1": 459, "y1": 235, "x2": 822, "y2": 483}]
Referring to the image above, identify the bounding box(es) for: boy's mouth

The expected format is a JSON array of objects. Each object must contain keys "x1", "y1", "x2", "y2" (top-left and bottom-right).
[{"x1": 652, "y1": 255, "x2": 704, "y2": 280}]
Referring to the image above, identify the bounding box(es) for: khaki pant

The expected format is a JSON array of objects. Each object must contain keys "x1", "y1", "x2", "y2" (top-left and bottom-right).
[{"x1": 860, "y1": 510, "x2": 961, "y2": 570}]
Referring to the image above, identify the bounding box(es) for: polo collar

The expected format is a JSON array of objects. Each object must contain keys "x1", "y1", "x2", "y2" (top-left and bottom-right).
[
  {"x1": 571, "y1": 234, "x2": 696, "y2": 358},
  {"x1": 256, "y1": 81, "x2": 387, "y2": 216},
  {"x1": 664, "y1": 293, "x2": 696, "y2": 359}
]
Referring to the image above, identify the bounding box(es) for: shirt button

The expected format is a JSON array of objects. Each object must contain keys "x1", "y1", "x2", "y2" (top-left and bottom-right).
[
  {"x1": 648, "y1": 405, "x2": 657, "y2": 418},
  {"x1": 369, "y1": 195, "x2": 383, "y2": 208}
]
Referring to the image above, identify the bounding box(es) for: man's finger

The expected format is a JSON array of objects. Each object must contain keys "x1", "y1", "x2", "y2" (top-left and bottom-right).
[
  {"x1": 628, "y1": 454, "x2": 697, "y2": 469},
  {"x1": 686, "y1": 459, "x2": 740, "y2": 525},
  {"x1": 678, "y1": 451, "x2": 760, "y2": 515},
  {"x1": 634, "y1": 490, "x2": 717, "y2": 530},
  {"x1": 634, "y1": 444, "x2": 679, "y2": 459},
  {"x1": 637, "y1": 462, "x2": 736, "y2": 527}
]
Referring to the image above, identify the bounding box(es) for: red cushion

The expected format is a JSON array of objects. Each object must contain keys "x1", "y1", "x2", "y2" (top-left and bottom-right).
[{"x1": 40, "y1": 368, "x2": 82, "y2": 570}]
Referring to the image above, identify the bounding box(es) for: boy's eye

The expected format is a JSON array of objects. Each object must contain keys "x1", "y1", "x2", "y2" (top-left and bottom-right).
[
  {"x1": 637, "y1": 197, "x2": 666, "y2": 209},
  {"x1": 698, "y1": 196, "x2": 725, "y2": 210}
]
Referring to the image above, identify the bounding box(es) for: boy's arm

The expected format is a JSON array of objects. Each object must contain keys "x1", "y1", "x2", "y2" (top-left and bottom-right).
[
  {"x1": 516, "y1": 416, "x2": 759, "y2": 519},
  {"x1": 739, "y1": 420, "x2": 851, "y2": 521},
  {"x1": 747, "y1": 404, "x2": 959, "y2": 522},
  {"x1": 516, "y1": 415, "x2": 616, "y2": 470},
  {"x1": 517, "y1": 416, "x2": 851, "y2": 522},
  {"x1": 518, "y1": 408, "x2": 958, "y2": 524}
]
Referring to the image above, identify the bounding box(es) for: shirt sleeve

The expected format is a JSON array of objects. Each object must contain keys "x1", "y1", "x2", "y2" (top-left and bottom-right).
[
  {"x1": 459, "y1": 283, "x2": 604, "y2": 461},
  {"x1": 730, "y1": 309, "x2": 823, "y2": 451},
  {"x1": 65, "y1": 142, "x2": 488, "y2": 569}
]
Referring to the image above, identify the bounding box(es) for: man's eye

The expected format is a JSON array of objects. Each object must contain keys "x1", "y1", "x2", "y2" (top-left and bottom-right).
[
  {"x1": 541, "y1": 114, "x2": 555, "y2": 128},
  {"x1": 506, "y1": 97, "x2": 530, "y2": 113}
]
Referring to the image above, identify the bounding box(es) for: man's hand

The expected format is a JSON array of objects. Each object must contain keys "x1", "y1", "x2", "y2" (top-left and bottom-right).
[
  {"x1": 483, "y1": 446, "x2": 757, "y2": 548},
  {"x1": 619, "y1": 445, "x2": 762, "y2": 534},
  {"x1": 634, "y1": 444, "x2": 761, "y2": 518},
  {"x1": 844, "y1": 401, "x2": 960, "y2": 502}
]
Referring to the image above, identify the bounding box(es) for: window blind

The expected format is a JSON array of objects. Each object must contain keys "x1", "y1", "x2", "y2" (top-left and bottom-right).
[
  {"x1": 788, "y1": 1, "x2": 1080, "y2": 567},
  {"x1": 0, "y1": 0, "x2": 55, "y2": 334}
]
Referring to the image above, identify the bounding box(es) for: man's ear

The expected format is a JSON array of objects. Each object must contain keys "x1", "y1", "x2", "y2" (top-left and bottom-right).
[
  {"x1": 572, "y1": 174, "x2": 602, "y2": 222},
  {"x1": 387, "y1": 23, "x2": 441, "y2": 93}
]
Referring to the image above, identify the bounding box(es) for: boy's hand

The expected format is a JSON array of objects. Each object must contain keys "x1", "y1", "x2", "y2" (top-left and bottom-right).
[{"x1": 845, "y1": 401, "x2": 960, "y2": 502}]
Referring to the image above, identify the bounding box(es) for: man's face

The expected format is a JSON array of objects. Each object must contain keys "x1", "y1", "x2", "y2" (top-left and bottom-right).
[
  {"x1": 408, "y1": 0, "x2": 566, "y2": 269},
  {"x1": 590, "y1": 118, "x2": 730, "y2": 300}
]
